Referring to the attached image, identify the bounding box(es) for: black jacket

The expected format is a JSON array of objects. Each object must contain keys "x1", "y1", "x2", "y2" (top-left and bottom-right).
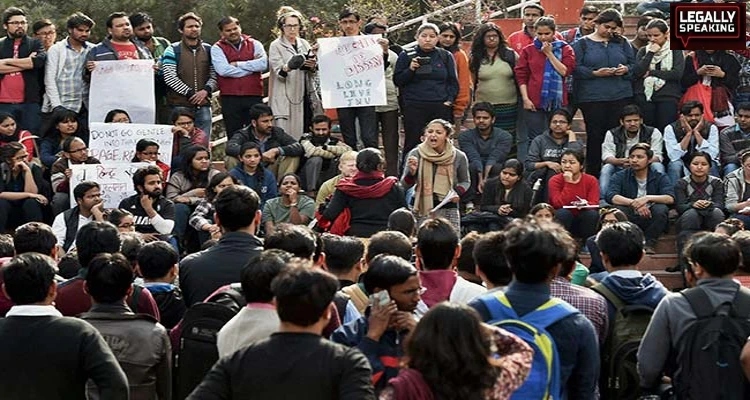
[
  {"x1": 0, "y1": 35, "x2": 45, "y2": 104},
  {"x1": 226, "y1": 126, "x2": 303, "y2": 158},
  {"x1": 179, "y1": 231, "x2": 263, "y2": 306},
  {"x1": 480, "y1": 177, "x2": 533, "y2": 217},
  {"x1": 188, "y1": 332, "x2": 375, "y2": 400}
]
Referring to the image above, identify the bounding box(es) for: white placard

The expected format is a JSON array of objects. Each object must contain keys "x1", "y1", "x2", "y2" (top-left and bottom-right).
[
  {"x1": 317, "y1": 35, "x2": 387, "y2": 109},
  {"x1": 89, "y1": 59, "x2": 156, "y2": 124},
  {"x1": 88, "y1": 122, "x2": 174, "y2": 164},
  {"x1": 70, "y1": 162, "x2": 149, "y2": 208}
]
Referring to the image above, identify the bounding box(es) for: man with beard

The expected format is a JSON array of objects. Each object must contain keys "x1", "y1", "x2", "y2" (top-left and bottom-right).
[
  {"x1": 720, "y1": 103, "x2": 750, "y2": 175},
  {"x1": 118, "y1": 165, "x2": 175, "y2": 243},
  {"x1": 663, "y1": 101, "x2": 720, "y2": 183},
  {"x1": 331, "y1": 254, "x2": 421, "y2": 393},
  {"x1": 84, "y1": 11, "x2": 152, "y2": 82},
  {"x1": 211, "y1": 16, "x2": 267, "y2": 137},
  {"x1": 600, "y1": 104, "x2": 664, "y2": 199},
  {"x1": 299, "y1": 114, "x2": 352, "y2": 194},
  {"x1": 42, "y1": 12, "x2": 94, "y2": 132},
  {"x1": 0, "y1": 7, "x2": 46, "y2": 135},
  {"x1": 225, "y1": 103, "x2": 303, "y2": 176},
  {"x1": 161, "y1": 12, "x2": 217, "y2": 136},
  {"x1": 130, "y1": 12, "x2": 171, "y2": 124},
  {"x1": 51, "y1": 180, "x2": 105, "y2": 253},
  {"x1": 458, "y1": 102, "x2": 513, "y2": 202}
]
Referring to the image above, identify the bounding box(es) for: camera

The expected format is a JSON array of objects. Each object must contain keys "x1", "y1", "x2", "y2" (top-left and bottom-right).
[{"x1": 415, "y1": 56, "x2": 431, "y2": 65}]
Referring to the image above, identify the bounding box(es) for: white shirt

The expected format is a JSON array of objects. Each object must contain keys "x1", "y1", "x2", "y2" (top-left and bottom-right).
[
  {"x1": 51, "y1": 211, "x2": 94, "y2": 250},
  {"x1": 6, "y1": 304, "x2": 62, "y2": 317}
]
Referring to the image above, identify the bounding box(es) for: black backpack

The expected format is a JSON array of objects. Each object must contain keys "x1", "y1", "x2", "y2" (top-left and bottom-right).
[
  {"x1": 672, "y1": 286, "x2": 750, "y2": 400},
  {"x1": 173, "y1": 283, "x2": 245, "y2": 399},
  {"x1": 592, "y1": 284, "x2": 655, "y2": 400}
]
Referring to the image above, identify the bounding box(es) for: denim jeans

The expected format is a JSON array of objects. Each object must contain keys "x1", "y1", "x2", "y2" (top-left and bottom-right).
[{"x1": 724, "y1": 162, "x2": 740, "y2": 177}]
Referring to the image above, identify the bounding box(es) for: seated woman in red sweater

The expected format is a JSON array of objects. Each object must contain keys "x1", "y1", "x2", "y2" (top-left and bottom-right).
[{"x1": 548, "y1": 149, "x2": 599, "y2": 239}]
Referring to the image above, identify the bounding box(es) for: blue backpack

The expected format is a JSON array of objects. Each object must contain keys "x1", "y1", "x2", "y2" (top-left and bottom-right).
[{"x1": 480, "y1": 292, "x2": 579, "y2": 400}]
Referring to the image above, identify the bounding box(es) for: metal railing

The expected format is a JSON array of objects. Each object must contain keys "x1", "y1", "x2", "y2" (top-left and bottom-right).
[{"x1": 582, "y1": 0, "x2": 641, "y2": 13}]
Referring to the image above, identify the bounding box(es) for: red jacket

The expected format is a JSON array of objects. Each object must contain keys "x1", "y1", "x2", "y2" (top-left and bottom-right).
[
  {"x1": 548, "y1": 173, "x2": 599, "y2": 216},
  {"x1": 515, "y1": 42, "x2": 576, "y2": 109},
  {"x1": 508, "y1": 28, "x2": 564, "y2": 54}
]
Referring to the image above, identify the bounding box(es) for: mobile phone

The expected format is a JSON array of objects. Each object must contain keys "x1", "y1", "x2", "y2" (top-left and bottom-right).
[{"x1": 369, "y1": 291, "x2": 391, "y2": 307}]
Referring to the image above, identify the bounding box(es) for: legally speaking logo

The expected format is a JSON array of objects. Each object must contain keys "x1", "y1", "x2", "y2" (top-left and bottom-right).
[{"x1": 670, "y1": 3, "x2": 746, "y2": 50}]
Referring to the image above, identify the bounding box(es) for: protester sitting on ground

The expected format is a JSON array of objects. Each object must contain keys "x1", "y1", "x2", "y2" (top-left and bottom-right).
[
  {"x1": 299, "y1": 114, "x2": 352, "y2": 194},
  {"x1": 381, "y1": 302, "x2": 533, "y2": 400},
  {"x1": 137, "y1": 241, "x2": 186, "y2": 330},
  {"x1": 331, "y1": 254, "x2": 422, "y2": 394},
  {"x1": 132, "y1": 139, "x2": 171, "y2": 183},
  {"x1": 716, "y1": 218, "x2": 745, "y2": 236},
  {"x1": 321, "y1": 234, "x2": 365, "y2": 289},
  {"x1": 229, "y1": 141, "x2": 277, "y2": 209},
  {"x1": 548, "y1": 149, "x2": 600, "y2": 241},
  {"x1": 50, "y1": 136, "x2": 100, "y2": 215},
  {"x1": 108, "y1": 209, "x2": 136, "y2": 234},
  {"x1": 189, "y1": 267, "x2": 375, "y2": 399},
  {"x1": 341, "y1": 230, "x2": 415, "y2": 314},
  {"x1": 387, "y1": 207, "x2": 417, "y2": 240},
  {"x1": 54, "y1": 221, "x2": 161, "y2": 319},
  {"x1": 585, "y1": 208, "x2": 629, "y2": 274},
  {"x1": 58, "y1": 252, "x2": 83, "y2": 280},
  {"x1": 529, "y1": 202, "x2": 555, "y2": 223},
  {"x1": 170, "y1": 109, "x2": 209, "y2": 168},
  {"x1": 120, "y1": 232, "x2": 144, "y2": 275},
  {"x1": 322, "y1": 148, "x2": 406, "y2": 237},
  {"x1": 525, "y1": 109, "x2": 582, "y2": 203},
  {"x1": 189, "y1": 172, "x2": 238, "y2": 244},
  {"x1": 470, "y1": 220, "x2": 600, "y2": 399},
  {"x1": 402, "y1": 119, "x2": 469, "y2": 232},
  {"x1": 51, "y1": 181, "x2": 105, "y2": 252},
  {"x1": 663, "y1": 101, "x2": 721, "y2": 183},
  {"x1": 119, "y1": 165, "x2": 176, "y2": 244},
  {"x1": 0, "y1": 253, "x2": 128, "y2": 399},
  {"x1": 0, "y1": 142, "x2": 47, "y2": 232},
  {"x1": 315, "y1": 150, "x2": 358, "y2": 207},
  {"x1": 262, "y1": 173, "x2": 315, "y2": 236},
  {"x1": 480, "y1": 159, "x2": 533, "y2": 231},
  {"x1": 456, "y1": 231, "x2": 484, "y2": 286},
  {"x1": 216, "y1": 249, "x2": 291, "y2": 358},
  {"x1": 0, "y1": 112, "x2": 35, "y2": 162},
  {"x1": 719, "y1": 102, "x2": 750, "y2": 176},
  {"x1": 80, "y1": 253, "x2": 172, "y2": 400},
  {"x1": 638, "y1": 233, "x2": 750, "y2": 398},
  {"x1": 470, "y1": 231, "x2": 513, "y2": 292},
  {"x1": 40, "y1": 109, "x2": 89, "y2": 168},
  {"x1": 104, "y1": 109, "x2": 131, "y2": 123},
  {"x1": 415, "y1": 218, "x2": 486, "y2": 315},
  {"x1": 605, "y1": 143, "x2": 674, "y2": 254},
  {"x1": 179, "y1": 185, "x2": 263, "y2": 306}
]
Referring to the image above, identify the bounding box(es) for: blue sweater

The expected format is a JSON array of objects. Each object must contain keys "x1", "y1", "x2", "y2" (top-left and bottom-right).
[
  {"x1": 393, "y1": 46, "x2": 459, "y2": 103},
  {"x1": 572, "y1": 37, "x2": 635, "y2": 103},
  {"x1": 229, "y1": 165, "x2": 277, "y2": 208}
]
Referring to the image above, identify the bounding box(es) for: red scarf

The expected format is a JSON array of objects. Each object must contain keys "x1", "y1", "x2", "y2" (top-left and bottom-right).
[
  {"x1": 336, "y1": 171, "x2": 398, "y2": 199},
  {"x1": 388, "y1": 368, "x2": 434, "y2": 400}
]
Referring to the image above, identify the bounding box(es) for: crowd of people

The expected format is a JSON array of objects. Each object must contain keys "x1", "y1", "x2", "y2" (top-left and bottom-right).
[{"x1": 3, "y1": 1, "x2": 750, "y2": 399}]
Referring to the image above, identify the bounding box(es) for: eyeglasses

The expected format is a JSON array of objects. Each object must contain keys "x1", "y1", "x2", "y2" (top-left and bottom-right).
[
  {"x1": 6, "y1": 21, "x2": 27, "y2": 26},
  {"x1": 67, "y1": 147, "x2": 88, "y2": 154}
]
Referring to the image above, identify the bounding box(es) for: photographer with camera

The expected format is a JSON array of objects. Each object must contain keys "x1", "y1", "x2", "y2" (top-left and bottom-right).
[
  {"x1": 394, "y1": 22, "x2": 459, "y2": 160},
  {"x1": 268, "y1": 7, "x2": 322, "y2": 140}
]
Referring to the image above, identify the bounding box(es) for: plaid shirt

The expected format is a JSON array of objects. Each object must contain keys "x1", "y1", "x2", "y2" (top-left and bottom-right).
[
  {"x1": 43, "y1": 38, "x2": 93, "y2": 113},
  {"x1": 188, "y1": 199, "x2": 214, "y2": 231},
  {"x1": 550, "y1": 277, "x2": 609, "y2": 344}
]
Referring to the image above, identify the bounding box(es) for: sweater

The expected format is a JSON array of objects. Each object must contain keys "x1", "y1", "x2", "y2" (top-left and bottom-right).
[
  {"x1": 480, "y1": 178, "x2": 533, "y2": 217},
  {"x1": 393, "y1": 46, "x2": 458, "y2": 104},
  {"x1": 189, "y1": 332, "x2": 375, "y2": 400},
  {"x1": 165, "y1": 168, "x2": 220, "y2": 205},
  {"x1": 722, "y1": 167, "x2": 748, "y2": 213},
  {"x1": 457, "y1": 127, "x2": 513, "y2": 173},
  {"x1": 525, "y1": 131, "x2": 584, "y2": 172},
  {"x1": 229, "y1": 165, "x2": 277, "y2": 208},
  {"x1": 451, "y1": 48, "x2": 472, "y2": 117},
  {"x1": 515, "y1": 41, "x2": 576, "y2": 108},
  {"x1": 0, "y1": 312, "x2": 128, "y2": 400},
  {"x1": 572, "y1": 37, "x2": 635, "y2": 103},
  {"x1": 674, "y1": 175, "x2": 725, "y2": 215},
  {"x1": 548, "y1": 173, "x2": 600, "y2": 213},
  {"x1": 632, "y1": 48, "x2": 685, "y2": 101}
]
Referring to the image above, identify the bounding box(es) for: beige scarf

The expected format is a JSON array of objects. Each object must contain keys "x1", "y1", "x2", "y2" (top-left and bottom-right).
[
  {"x1": 414, "y1": 141, "x2": 456, "y2": 216},
  {"x1": 644, "y1": 42, "x2": 673, "y2": 101}
]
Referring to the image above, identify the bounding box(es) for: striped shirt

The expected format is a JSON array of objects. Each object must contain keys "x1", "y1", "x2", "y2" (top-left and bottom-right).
[{"x1": 43, "y1": 38, "x2": 93, "y2": 112}]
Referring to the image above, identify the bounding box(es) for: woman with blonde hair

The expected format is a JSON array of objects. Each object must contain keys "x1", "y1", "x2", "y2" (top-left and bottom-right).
[
  {"x1": 268, "y1": 7, "x2": 322, "y2": 139},
  {"x1": 402, "y1": 119, "x2": 469, "y2": 232}
]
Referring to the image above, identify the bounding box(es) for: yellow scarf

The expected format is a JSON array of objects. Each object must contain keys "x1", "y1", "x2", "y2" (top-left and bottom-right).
[{"x1": 414, "y1": 141, "x2": 456, "y2": 216}]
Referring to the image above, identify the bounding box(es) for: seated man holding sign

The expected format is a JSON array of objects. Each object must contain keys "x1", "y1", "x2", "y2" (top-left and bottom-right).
[
  {"x1": 118, "y1": 165, "x2": 176, "y2": 244},
  {"x1": 225, "y1": 103, "x2": 303, "y2": 178},
  {"x1": 50, "y1": 136, "x2": 100, "y2": 216},
  {"x1": 51, "y1": 181, "x2": 105, "y2": 253}
]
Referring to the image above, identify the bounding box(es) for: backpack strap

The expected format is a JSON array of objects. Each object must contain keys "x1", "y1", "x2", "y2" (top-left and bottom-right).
[
  {"x1": 731, "y1": 286, "x2": 750, "y2": 318},
  {"x1": 591, "y1": 283, "x2": 626, "y2": 310},
  {"x1": 682, "y1": 287, "x2": 715, "y2": 319},
  {"x1": 128, "y1": 283, "x2": 143, "y2": 313},
  {"x1": 479, "y1": 291, "x2": 520, "y2": 323}
]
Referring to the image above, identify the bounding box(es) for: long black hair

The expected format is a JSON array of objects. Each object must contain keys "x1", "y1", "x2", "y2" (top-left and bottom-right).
[
  {"x1": 406, "y1": 302, "x2": 498, "y2": 400},
  {"x1": 469, "y1": 22, "x2": 513, "y2": 77},
  {"x1": 178, "y1": 145, "x2": 211, "y2": 188},
  {"x1": 0, "y1": 112, "x2": 20, "y2": 143},
  {"x1": 437, "y1": 22, "x2": 461, "y2": 53}
]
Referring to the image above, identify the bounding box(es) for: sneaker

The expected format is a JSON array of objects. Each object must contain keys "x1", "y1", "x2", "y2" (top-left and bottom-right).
[{"x1": 644, "y1": 246, "x2": 656, "y2": 255}]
